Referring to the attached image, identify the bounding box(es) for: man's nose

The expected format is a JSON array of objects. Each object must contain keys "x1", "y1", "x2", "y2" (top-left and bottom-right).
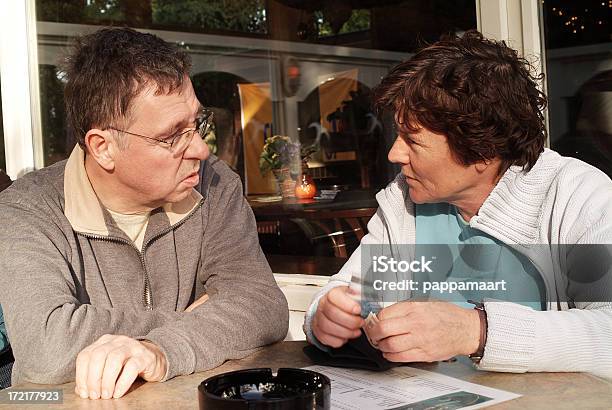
[
  {"x1": 388, "y1": 136, "x2": 407, "y2": 164},
  {"x1": 185, "y1": 134, "x2": 210, "y2": 161}
]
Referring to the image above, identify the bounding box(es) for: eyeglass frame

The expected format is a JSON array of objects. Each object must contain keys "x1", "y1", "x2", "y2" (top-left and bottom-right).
[{"x1": 106, "y1": 108, "x2": 214, "y2": 151}]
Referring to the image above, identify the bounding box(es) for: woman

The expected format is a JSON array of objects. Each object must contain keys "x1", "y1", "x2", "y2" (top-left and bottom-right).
[{"x1": 304, "y1": 31, "x2": 612, "y2": 378}]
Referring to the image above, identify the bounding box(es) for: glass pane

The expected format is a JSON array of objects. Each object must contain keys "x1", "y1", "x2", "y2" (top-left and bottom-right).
[
  {"x1": 152, "y1": 0, "x2": 267, "y2": 34},
  {"x1": 35, "y1": 0, "x2": 476, "y2": 273},
  {"x1": 36, "y1": 0, "x2": 476, "y2": 52},
  {"x1": 40, "y1": 65, "x2": 70, "y2": 165},
  {"x1": 37, "y1": 0, "x2": 267, "y2": 35},
  {"x1": 543, "y1": 1, "x2": 612, "y2": 178}
]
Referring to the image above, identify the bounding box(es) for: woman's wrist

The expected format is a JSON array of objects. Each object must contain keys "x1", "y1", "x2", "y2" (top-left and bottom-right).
[{"x1": 466, "y1": 301, "x2": 488, "y2": 362}]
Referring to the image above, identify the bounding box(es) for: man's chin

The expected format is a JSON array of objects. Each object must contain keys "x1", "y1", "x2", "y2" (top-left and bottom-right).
[{"x1": 165, "y1": 188, "x2": 193, "y2": 204}]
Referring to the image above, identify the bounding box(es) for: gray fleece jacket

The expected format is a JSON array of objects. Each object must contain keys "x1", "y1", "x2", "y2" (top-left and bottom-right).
[{"x1": 0, "y1": 145, "x2": 288, "y2": 385}]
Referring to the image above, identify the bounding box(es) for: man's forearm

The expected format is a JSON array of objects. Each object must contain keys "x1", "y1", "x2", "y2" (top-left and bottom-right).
[
  {"x1": 142, "y1": 278, "x2": 288, "y2": 380},
  {"x1": 4, "y1": 302, "x2": 182, "y2": 384}
]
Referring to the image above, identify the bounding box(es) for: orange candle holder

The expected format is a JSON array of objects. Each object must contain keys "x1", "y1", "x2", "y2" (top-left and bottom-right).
[{"x1": 295, "y1": 173, "x2": 317, "y2": 199}]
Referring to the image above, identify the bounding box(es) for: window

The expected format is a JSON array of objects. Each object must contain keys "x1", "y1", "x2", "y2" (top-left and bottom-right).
[
  {"x1": 37, "y1": 0, "x2": 268, "y2": 35},
  {"x1": 543, "y1": 0, "x2": 612, "y2": 178},
  {"x1": 34, "y1": 0, "x2": 476, "y2": 274}
]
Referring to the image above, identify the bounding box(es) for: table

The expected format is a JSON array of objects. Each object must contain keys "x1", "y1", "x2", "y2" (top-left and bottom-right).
[
  {"x1": 2, "y1": 341, "x2": 611, "y2": 409},
  {"x1": 248, "y1": 189, "x2": 378, "y2": 216},
  {"x1": 251, "y1": 193, "x2": 377, "y2": 259}
]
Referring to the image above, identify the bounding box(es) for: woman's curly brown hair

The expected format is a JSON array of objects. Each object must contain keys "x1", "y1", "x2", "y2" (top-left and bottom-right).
[{"x1": 373, "y1": 30, "x2": 547, "y2": 173}]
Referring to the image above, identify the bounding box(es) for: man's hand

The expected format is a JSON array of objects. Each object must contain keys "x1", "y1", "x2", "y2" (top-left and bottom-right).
[
  {"x1": 75, "y1": 334, "x2": 167, "y2": 400},
  {"x1": 367, "y1": 301, "x2": 481, "y2": 362},
  {"x1": 312, "y1": 286, "x2": 365, "y2": 348}
]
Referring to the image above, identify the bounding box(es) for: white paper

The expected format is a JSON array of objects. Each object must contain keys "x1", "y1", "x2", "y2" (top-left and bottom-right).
[{"x1": 302, "y1": 365, "x2": 521, "y2": 410}]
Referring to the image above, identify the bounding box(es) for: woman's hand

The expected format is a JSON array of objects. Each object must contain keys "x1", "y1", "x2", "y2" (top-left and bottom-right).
[
  {"x1": 367, "y1": 300, "x2": 481, "y2": 362},
  {"x1": 312, "y1": 286, "x2": 365, "y2": 348}
]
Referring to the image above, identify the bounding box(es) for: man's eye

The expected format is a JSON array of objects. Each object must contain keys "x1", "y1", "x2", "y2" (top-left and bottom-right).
[{"x1": 174, "y1": 128, "x2": 193, "y2": 138}]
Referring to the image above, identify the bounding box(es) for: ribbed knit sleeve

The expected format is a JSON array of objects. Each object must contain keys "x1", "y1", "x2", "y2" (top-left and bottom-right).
[
  {"x1": 479, "y1": 302, "x2": 612, "y2": 379},
  {"x1": 477, "y1": 302, "x2": 536, "y2": 372}
]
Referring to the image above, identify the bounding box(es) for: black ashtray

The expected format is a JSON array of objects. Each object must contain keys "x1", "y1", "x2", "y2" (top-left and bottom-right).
[{"x1": 198, "y1": 368, "x2": 330, "y2": 409}]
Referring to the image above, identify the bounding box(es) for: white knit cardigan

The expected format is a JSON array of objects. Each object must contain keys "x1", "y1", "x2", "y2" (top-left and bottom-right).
[{"x1": 303, "y1": 149, "x2": 612, "y2": 379}]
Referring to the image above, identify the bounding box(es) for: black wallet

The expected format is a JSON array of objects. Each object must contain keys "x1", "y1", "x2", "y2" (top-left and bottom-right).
[{"x1": 303, "y1": 332, "x2": 401, "y2": 371}]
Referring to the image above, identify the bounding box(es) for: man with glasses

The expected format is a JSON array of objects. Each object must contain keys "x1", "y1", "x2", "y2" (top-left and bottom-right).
[{"x1": 0, "y1": 28, "x2": 288, "y2": 399}]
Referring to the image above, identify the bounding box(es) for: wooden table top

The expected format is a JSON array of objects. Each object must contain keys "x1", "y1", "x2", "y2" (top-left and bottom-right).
[
  {"x1": 247, "y1": 190, "x2": 378, "y2": 217},
  {"x1": 2, "y1": 341, "x2": 611, "y2": 409}
]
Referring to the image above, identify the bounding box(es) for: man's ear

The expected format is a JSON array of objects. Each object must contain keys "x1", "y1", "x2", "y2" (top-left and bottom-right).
[{"x1": 84, "y1": 129, "x2": 116, "y2": 171}]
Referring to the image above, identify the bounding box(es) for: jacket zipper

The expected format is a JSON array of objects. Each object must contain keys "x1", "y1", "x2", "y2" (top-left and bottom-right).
[{"x1": 77, "y1": 198, "x2": 204, "y2": 310}]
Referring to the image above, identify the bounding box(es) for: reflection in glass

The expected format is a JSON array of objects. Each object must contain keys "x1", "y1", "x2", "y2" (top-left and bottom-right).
[
  {"x1": 37, "y1": 0, "x2": 267, "y2": 35},
  {"x1": 39, "y1": 65, "x2": 70, "y2": 166},
  {"x1": 152, "y1": 0, "x2": 267, "y2": 34},
  {"x1": 543, "y1": 0, "x2": 612, "y2": 178},
  {"x1": 36, "y1": 0, "x2": 476, "y2": 52},
  {"x1": 35, "y1": 0, "x2": 477, "y2": 272},
  {"x1": 554, "y1": 71, "x2": 612, "y2": 177}
]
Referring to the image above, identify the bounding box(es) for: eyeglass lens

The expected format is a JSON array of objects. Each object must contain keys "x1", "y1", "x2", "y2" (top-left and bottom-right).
[{"x1": 171, "y1": 110, "x2": 213, "y2": 153}]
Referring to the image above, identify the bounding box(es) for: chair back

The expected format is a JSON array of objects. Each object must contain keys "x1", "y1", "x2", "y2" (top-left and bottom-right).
[
  {"x1": 0, "y1": 171, "x2": 14, "y2": 389},
  {"x1": 0, "y1": 170, "x2": 11, "y2": 192},
  {"x1": 0, "y1": 349, "x2": 13, "y2": 390},
  {"x1": 291, "y1": 208, "x2": 376, "y2": 258}
]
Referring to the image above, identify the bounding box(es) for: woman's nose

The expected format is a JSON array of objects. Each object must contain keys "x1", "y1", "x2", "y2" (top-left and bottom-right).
[{"x1": 388, "y1": 136, "x2": 408, "y2": 165}]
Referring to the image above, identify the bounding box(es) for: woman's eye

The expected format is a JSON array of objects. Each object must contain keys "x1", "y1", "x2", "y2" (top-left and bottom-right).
[{"x1": 400, "y1": 134, "x2": 417, "y2": 145}]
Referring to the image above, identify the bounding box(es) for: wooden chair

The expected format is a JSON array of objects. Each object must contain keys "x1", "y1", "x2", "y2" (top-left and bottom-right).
[
  {"x1": 256, "y1": 220, "x2": 281, "y2": 235},
  {"x1": 289, "y1": 208, "x2": 376, "y2": 258}
]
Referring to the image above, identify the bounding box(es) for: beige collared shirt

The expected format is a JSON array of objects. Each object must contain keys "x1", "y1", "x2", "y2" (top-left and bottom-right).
[
  {"x1": 64, "y1": 145, "x2": 202, "y2": 237},
  {"x1": 107, "y1": 208, "x2": 151, "y2": 250}
]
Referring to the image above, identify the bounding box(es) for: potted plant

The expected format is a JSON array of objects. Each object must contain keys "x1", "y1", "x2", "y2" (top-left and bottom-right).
[
  {"x1": 259, "y1": 135, "x2": 300, "y2": 198},
  {"x1": 259, "y1": 136, "x2": 318, "y2": 199}
]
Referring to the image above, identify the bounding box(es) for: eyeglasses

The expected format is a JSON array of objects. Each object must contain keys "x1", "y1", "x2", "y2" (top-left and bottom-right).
[{"x1": 108, "y1": 108, "x2": 214, "y2": 154}]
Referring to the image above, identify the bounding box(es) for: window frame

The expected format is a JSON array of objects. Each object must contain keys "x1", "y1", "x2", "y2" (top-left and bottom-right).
[{"x1": 0, "y1": 0, "x2": 43, "y2": 178}]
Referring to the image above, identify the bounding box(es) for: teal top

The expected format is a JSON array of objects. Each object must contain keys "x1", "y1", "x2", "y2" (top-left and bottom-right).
[
  {"x1": 0, "y1": 306, "x2": 8, "y2": 354},
  {"x1": 415, "y1": 203, "x2": 545, "y2": 310}
]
